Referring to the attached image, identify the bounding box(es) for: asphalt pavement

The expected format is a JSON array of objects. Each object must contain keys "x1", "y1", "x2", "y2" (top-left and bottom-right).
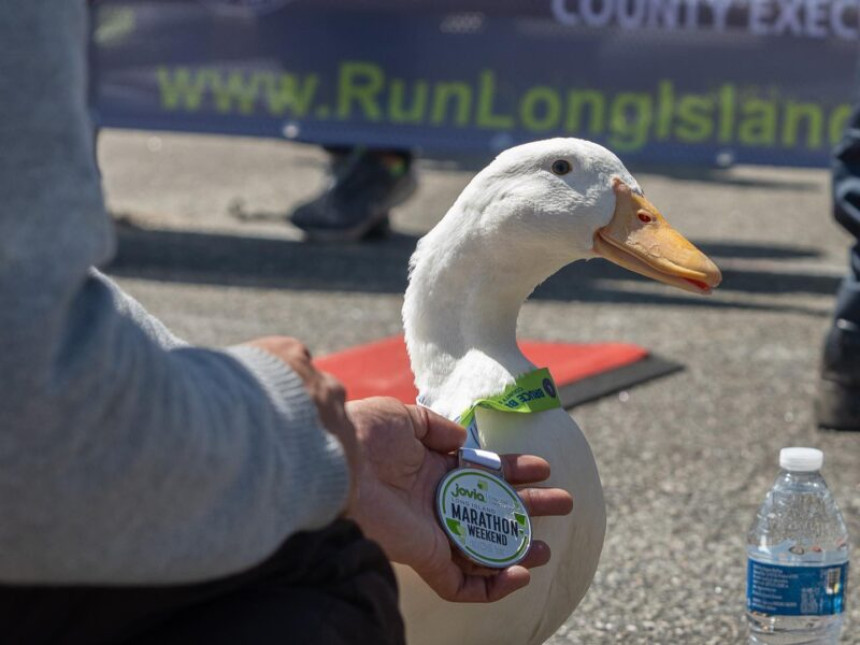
[{"x1": 99, "y1": 130, "x2": 860, "y2": 644}]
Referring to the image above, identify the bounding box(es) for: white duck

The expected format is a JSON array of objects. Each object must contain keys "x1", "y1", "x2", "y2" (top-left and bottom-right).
[{"x1": 397, "y1": 138, "x2": 721, "y2": 645}]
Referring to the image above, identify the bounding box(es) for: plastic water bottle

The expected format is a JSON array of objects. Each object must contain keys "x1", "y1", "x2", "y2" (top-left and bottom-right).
[{"x1": 746, "y1": 448, "x2": 850, "y2": 644}]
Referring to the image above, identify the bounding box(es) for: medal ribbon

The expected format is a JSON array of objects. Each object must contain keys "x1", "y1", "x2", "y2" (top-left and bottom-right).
[
  {"x1": 436, "y1": 368, "x2": 555, "y2": 566},
  {"x1": 457, "y1": 368, "x2": 562, "y2": 448}
]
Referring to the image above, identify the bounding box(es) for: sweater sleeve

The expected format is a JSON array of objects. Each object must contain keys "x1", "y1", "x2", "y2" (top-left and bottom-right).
[{"x1": 0, "y1": 0, "x2": 349, "y2": 584}]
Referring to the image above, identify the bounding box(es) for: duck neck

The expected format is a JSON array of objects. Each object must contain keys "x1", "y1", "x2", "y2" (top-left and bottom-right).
[{"x1": 404, "y1": 228, "x2": 565, "y2": 419}]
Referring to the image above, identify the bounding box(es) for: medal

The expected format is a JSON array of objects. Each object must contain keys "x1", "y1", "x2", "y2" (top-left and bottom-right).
[
  {"x1": 437, "y1": 448, "x2": 532, "y2": 568},
  {"x1": 434, "y1": 368, "x2": 561, "y2": 569}
]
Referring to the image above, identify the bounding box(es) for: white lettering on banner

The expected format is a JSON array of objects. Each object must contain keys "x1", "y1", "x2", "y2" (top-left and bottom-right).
[
  {"x1": 707, "y1": 0, "x2": 735, "y2": 30},
  {"x1": 833, "y1": 0, "x2": 859, "y2": 36},
  {"x1": 682, "y1": 0, "x2": 699, "y2": 27},
  {"x1": 198, "y1": 0, "x2": 294, "y2": 15},
  {"x1": 581, "y1": 0, "x2": 613, "y2": 26},
  {"x1": 807, "y1": 0, "x2": 830, "y2": 36},
  {"x1": 550, "y1": 0, "x2": 860, "y2": 38},
  {"x1": 750, "y1": 0, "x2": 774, "y2": 34},
  {"x1": 774, "y1": 0, "x2": 803, "y2": 35}
]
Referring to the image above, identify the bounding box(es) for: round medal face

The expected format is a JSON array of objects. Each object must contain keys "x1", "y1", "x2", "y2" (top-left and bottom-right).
[{"x1": 436, "y1": 468, "x2": 532, "y2": 568}]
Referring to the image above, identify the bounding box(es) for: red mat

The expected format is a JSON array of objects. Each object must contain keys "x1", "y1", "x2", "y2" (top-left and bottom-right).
[{"x1": 315, "y1": 335, "x2": 660, "y2": 405}]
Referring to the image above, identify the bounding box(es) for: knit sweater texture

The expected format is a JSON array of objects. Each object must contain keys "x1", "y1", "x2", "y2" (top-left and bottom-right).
[{"x1": 0, "y1": 0, "x2": 350, "y2": 584}]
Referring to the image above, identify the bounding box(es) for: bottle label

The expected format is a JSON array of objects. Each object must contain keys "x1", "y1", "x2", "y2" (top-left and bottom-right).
[{"x1": 747, "y1": 559, "x2": 849, "y2": 616}]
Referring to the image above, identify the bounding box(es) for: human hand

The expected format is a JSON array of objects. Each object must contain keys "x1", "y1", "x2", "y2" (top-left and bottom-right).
[
  {"x1": 345, "y1": 397, "x2": 573, "y2": 603},
  {"x1": 244, "y1": 337, "x2": 358, "y2": 499}
]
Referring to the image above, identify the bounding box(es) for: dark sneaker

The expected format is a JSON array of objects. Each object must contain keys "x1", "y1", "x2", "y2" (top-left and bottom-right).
[
  {"x1": 816, "y1": 318, "x2": 860, "y2": 431},
  {"x1": 290, "y1": 148, "x2": 417, "y2": 242}
]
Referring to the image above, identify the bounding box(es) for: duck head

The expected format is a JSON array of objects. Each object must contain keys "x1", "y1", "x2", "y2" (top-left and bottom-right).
[
  {"x1": 405, "y1": 138, "x2": 721, "y2": 413},
  {"x1": 441, "y1": 137, "x2": 721, "y2": 294}
]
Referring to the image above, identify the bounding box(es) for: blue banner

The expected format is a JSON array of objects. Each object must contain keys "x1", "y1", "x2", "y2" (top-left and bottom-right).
[{"x1": 91, "y1": 0, "x2": 860, "y2": 166}]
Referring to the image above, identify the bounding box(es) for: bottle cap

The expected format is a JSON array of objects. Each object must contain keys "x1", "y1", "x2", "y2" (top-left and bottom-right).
[{"x1": 779, "y1": 447, "x2": 823, "y2": 472}]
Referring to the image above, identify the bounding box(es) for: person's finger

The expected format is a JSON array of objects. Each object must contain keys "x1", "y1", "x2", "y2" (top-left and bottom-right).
[
  {"x1": 425, "y1": 544, "x2": 548, "y2": 603},
  {"x1": 517, "y1": 487, "x2": 574, "y2": 518},
  {"x1": 444, "y1": 453, "x2": 459, "y2": 471},
  {"x1": 450, "y1": 550, "x2": 500, "y2": 578},
  {"x1": 321, "y1": 373, "x2": 347, "y2": 405},
  {"x1": 483, "y1": 566, "x2": 532, "y2": 602},
  {"x1": 453, "y1": 541, "x2": 551, "y2": 577},
  {"x1": 408, "y1": 405, "x2": 467, "y2": 453},
  {"x1": 500, "y1": 454, "x2": 551, "y2": 484},
  {"x1": 441, "y1": 565, "x2": 532, "y2": 603},
  {"x1": 517, "y1": 540, "x2": 551, "y2": 569}
]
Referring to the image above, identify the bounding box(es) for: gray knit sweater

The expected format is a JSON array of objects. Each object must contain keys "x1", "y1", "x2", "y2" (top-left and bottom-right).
[{"x1": 0, "y1": 1, "x2": 349, "y2": 584}]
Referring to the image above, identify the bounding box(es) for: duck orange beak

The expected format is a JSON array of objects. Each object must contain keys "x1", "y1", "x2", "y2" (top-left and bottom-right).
[{"x1": 592, "y1": 179, "x2": 722, "y2": 295}]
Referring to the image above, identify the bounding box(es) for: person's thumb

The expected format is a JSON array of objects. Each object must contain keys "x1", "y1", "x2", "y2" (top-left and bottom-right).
[{"x1": 408, "y1": 405, "x2": 466, "y2": 454}]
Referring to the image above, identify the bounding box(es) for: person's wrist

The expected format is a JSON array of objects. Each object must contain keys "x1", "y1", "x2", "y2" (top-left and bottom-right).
[{"x1": 226, "y1": 343, "x2": 353, "y2": 525}]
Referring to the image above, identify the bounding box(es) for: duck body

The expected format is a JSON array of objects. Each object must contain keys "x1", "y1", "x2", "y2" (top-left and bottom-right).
[
  {"x1": 398, "y1": 139, "x2": 721, "y2": 644},
  {"x1": 396, "y1": 406, "x2": 604, "y2": 645}
]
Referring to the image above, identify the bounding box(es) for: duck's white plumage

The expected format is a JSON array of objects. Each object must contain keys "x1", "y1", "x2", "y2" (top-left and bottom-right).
[{"x1": 397, "y1": 139, "x2": 721, "y2": 645}]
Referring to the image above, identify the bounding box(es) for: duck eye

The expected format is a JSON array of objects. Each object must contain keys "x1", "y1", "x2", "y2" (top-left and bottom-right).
[{"x1": 551, "y1": 159, "x2": 572, "y2": 175}]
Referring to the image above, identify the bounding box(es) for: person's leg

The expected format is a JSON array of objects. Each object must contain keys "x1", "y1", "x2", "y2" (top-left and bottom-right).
[
  {"x1": 816, "y1": 102, "x2": 860, "y2": 430},
  {"x1": 290, "y1": 146, "x2": 417, "y2": 242},
  {"x1": 0, "y1": 520, "x2": 404, "y2": 645},
  {"x1": 137, "y1": 519, "x2": 404, "y2": 645}
]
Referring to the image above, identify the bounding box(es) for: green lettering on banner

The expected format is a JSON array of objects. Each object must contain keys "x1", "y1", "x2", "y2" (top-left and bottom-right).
[
  {"x1": 738, "y1": 98, "x2": 777, "y2": 146},
  {"x1": 337, "y1": 61, "x2": 385, "y2": 121},
  {"x1": 389, "y1": 79, "x2": 428, "y2": 124},
  {"x1": 565, "y1": 90, "x2": 606, "y2": 135},
  {"x1": 153, "y1": 64, "x2": 849, "y2": 159},
  {"x1": 675, "y1": 94, "x2": 714, "y2": 142},
  {"x1": 655, "y1": 80, "x2": 675, "y2": 141},
  {"x1": 476, "y1": 71, "x2": 514, "y2": 129},
  {"x1": 95, "y1": 7, "x2": 136, "y2": 46},
  {"x1": 829, "y1": 104, "x2": 852, "y2": 146},
  {"x1": 609, "y1": 92, "x2": 653, "y2": 152},
  {"x1": 783, "y1": 101, "x2": 823, "y2": 149},
  {"x1": 157, "y1": 67, "x2": 209, "y2": 111},
  {"x1": 718, "y1": 84, "x2": 736, "y2": 143},
  {"x1": 210, "y1": 72, "x2": 265, "y2": 115},
  {"x1": 431, "y1": 82, "x2": 473, "y2": 126},
  {"x1": 520, "y1": 86, "x2": 562, "y2": 132},
  {"x1": 263, "y1": 73, "x2": 319, "y2": 117}
]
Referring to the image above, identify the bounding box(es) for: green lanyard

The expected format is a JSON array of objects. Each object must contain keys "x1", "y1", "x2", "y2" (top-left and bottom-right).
[
  {"x1": 436, "y1": 368, "x2": 558, "y2": 567},
  {"x1": 457, "y1": 368, "x2": 562, "y2": 448}
]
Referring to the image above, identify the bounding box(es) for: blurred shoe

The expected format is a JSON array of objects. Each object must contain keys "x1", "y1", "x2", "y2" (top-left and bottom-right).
[
  {"x1": 290, "y1": 148, "x2": 416, "y2": 242},
  {"x1": 815, "y1": 318, "x2": 860, "y2": 431}
]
